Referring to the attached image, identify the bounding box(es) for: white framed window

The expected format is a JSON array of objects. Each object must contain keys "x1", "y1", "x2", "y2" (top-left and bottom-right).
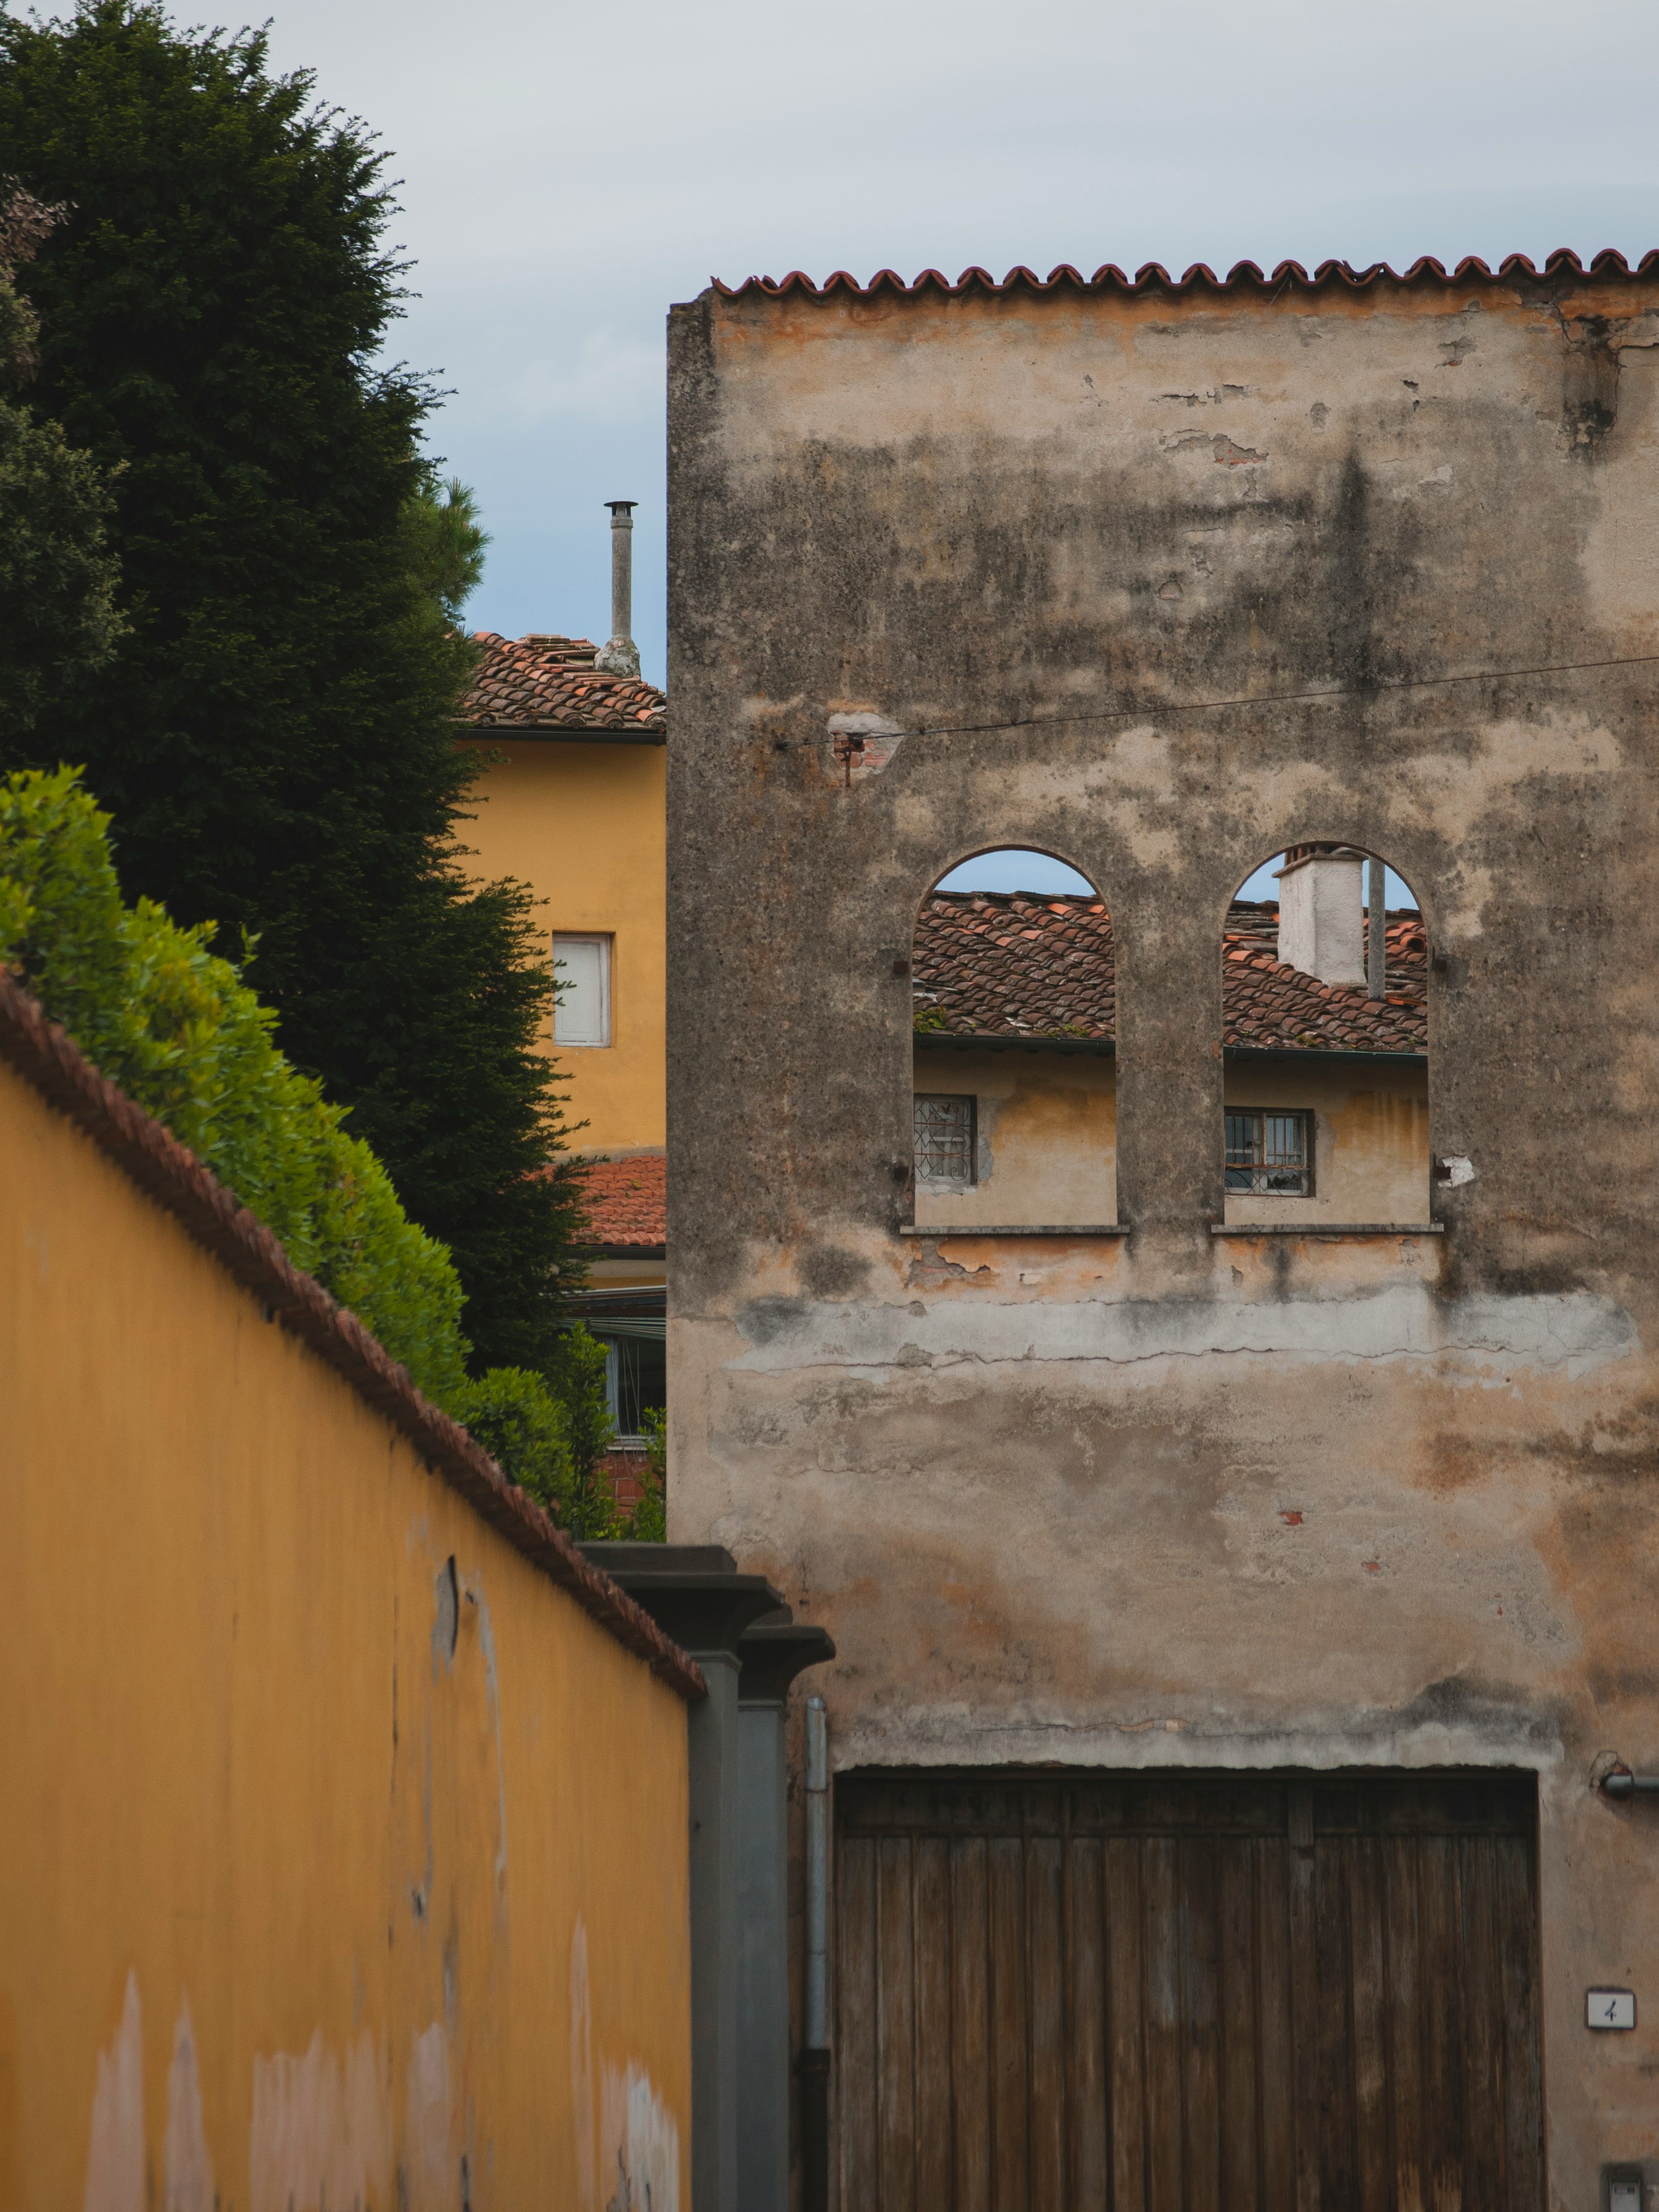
[{"x1": 553, "y1": 934, "x2": 612, "y2": 1047}]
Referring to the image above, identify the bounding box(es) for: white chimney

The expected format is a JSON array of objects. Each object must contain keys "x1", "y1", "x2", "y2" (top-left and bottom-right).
[{"x1": 1275, "y1": 845, "x2": 1366, "y2": 987}]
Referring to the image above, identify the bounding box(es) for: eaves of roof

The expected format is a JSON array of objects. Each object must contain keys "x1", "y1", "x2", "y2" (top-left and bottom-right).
[
  {"x1": 713, "y1": 248, "x2": 1659, "y2": 304},
  {"x1": 458, "y1": 725, "x2": 666, "y2": 747},
  {"x1": 0, "y1": 973, "x2": 703, "y2": 1703},
  {"x1": 916, "y1": 1029, "x2": 1115, "y2": 1057},
  {"x1": 1226, "y1": 1043, "x2": 1427, "y2": 1069}
]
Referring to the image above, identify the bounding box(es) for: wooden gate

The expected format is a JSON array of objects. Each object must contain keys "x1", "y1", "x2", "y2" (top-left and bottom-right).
[{"x1": 835, "y1": 1771, "x2": 1541, "y2": 2212}]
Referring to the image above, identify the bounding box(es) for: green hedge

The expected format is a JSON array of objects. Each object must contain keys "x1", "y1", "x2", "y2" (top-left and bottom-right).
[{"x1": 0, "y1": 765, "x2": 655, "y2": 1537}]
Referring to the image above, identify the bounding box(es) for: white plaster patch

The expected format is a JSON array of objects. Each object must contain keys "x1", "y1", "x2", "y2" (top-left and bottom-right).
[
  {"x1": 248, "y1": 2030, "x2": 390, "y2": 2212},
  {"x1": 164, "y1": 1996, "x2": 214, "y2": 2212},
  {"x1": 730, "y1": 1284, "x2": 1638, "y2": 1382},
  {"x1": 600, "y1": 2060, "x2": 681, "y2": 2212},
  {"x1": 84, "y1": 1970, "x2": 143, "y2": 2212},
  {"x1": 404, "y1": 2023, "x2": 453, "y2": 2212},
  {"x1": 838, "y1": 1706, "x2": 1563, "y2": 1777},
  {"x1": 826, "y1": 711, "x2": 904, "y2": 782},
  {"x1": 1439, "y1": 1154, "x2": 1476, "y2": 1186}
]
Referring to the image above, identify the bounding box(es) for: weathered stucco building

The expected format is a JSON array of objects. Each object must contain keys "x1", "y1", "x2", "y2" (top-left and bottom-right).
[{"x1": 667, "y1": 250, "x2": 1659, "y2": 2207}]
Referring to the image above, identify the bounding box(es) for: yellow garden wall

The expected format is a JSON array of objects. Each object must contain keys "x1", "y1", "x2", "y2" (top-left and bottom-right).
[{"x1": 0, "y1": 1046, "x2": 691, "y2": 2211}]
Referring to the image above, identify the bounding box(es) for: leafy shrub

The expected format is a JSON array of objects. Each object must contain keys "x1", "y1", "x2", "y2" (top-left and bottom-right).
[
  {"x1": 448, "y1": 1364, "x2": 571, "y2": 1508},
  {"x1": 633, "y1": 1405, "x2": 669, "y2": 1543},
  {"x1": 0, "y1": 765, "x2": 660, "y2": 1531},
  {"x1": 0, "y1": 764, "x2": 469, "y2": 1401}
]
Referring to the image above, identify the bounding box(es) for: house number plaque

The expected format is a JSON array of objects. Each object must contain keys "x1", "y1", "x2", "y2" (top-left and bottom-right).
[{"x1": 1587, "y1": 1988, "x2": 1637, "y2": 2030}]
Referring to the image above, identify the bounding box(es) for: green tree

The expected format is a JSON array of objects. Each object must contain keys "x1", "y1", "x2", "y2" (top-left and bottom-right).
[
  {"x1": 0, "y1": 2, "x2": 586, "y2": 1371},
  {"x1": 0, "y1": 182, "x2": 122, "y2": 738},
  {"x1": 0, "y1": 763, "x2": 651, "y2": 1531}
]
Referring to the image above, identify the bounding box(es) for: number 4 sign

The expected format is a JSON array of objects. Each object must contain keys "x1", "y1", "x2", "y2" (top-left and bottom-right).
[{"x1": 1587, "y1": 1988, "x2": 1638, "y2": 2029}]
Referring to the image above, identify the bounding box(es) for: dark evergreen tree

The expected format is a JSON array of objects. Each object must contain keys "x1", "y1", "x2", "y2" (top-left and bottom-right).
[
  {"x1": 0, "y1": 2, "x2": 586, "y2": 1371},
  {"x1": 0, "y1": 183, "x2": 123, "y2": 738}
]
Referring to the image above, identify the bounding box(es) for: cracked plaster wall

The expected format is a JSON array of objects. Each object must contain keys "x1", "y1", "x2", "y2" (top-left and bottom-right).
[{"x1": 667, "y1": 269, "x2": 1659, "y2": 2183}]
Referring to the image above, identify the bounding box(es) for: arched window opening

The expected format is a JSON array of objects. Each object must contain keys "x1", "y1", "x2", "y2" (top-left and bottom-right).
[
  {"x1": 912, "y1": 850, "x2": 1116, "y2": 1230},
  {"x1": 1223, "y1": 845, "x2": 1429, "y2": 1227}
]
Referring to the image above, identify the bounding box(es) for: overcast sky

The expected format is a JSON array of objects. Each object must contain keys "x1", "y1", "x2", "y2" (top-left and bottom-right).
[{"x1": 255, "y1": 0, "x2": 1659, "y2": 698}]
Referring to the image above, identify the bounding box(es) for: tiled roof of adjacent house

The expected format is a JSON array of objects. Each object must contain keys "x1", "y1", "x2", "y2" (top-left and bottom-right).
[
  {"x1": 914, "y1": 893, "x2": 1116, "y2": 1042},
  {"x1": 913, "y1": 893, "x2": 1427, "y2": 1054},
  {"x1": 461, "y1": 633, "x2": 666, "y2": 734},
  {"x1": 1223, "y1": 901, "x2": 1427, "y2": 1053},
  {"x1": 580, "y1": 1155, "x2": 667, "y2": 1248},
  {"x1": 716, "y1": 248, "x2": 1658, "y2": 304}
]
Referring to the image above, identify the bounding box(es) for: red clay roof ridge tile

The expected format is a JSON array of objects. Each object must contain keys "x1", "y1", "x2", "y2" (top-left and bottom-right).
[{"x1": 715, "y1": 249, "x2": 1659, "y2": 303}]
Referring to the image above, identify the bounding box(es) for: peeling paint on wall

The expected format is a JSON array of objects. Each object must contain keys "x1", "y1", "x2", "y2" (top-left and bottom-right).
[
  {"x1": 403, "y1": 2023, "x2": 453, "y2": 2212},
  {"x1": 82, "y1": 1972, "x2": 142, "y2": 2212},
  {"x1": 599, "y1": 2061, "x2": 681, "y2": 2212},
  {"x1": 248, "y1": 2031, "x2": 390, "y2": 2212},
  {"x1": 730, "y1": 1282, "x2": 1638, "y2": 1379},
  {"x1": 163, "y1": 1998, "x2": 214, "y2": 2212}
]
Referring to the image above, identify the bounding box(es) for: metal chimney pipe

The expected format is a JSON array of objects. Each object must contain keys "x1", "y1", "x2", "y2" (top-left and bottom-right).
[{"x1": 595, "y1": 499, "x2": 640, "y2": 677}]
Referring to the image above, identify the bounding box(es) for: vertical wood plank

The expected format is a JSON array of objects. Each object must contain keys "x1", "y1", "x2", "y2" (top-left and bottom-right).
[
  {"x1": 1217, "y1": 1838, "x2": 1261, "y2": 2212},
  {"x1": 1286, "y1": 1785, "x2": 1321, "y2": 2212},
  {"x1": 952, "y1": 1837, "x2": 992, "y2": 2212},
  {"x1": 1382, "y1": 1836, "x2": 1426, "y2": 2212},
  {"x1": 1417, "y1": 1835, "x2": 1465, "y2": 2212},
  {"x1": 1180, "y1": 1833, "x2": 1223, "y2": 2212},
  {"x1": 1143, "y1": 1835, "x2": 1185, "y2": 2212},
  {"x1": 1069, "y1": 1834, "x2": 1109, "y2": 2212},
  {"x1": 1458, "y1": 1835, "x2": 1504, "y2": 2212},
  {"x1": 988, "y1": 1835, "x2": 1030, "y2": 2212},
  {"x1": 877, "y1": 1836, "x2": 916, "y2": 2212},
  {"x1": 1315, "y1": 1833, "x2": 1357, "y2": 2211},
  {"x1": 839, "y1": 1835, "x2": 880, "y2": 2212},
  {"x1": 1347, "y1": 1833, "x2": 1390, "y2": 2212},
  {"x1": 1104, "y1": 1836, "x2": 1148, "y2": 2212},
  {"x1": 1027, "y1": 1835, "x2": 1067, "y2": 2207},
  {"x1": 1255, "y1": 1836, "x2": 1297, "y2": 2212},
  {"x1": 1494, "y1": 1832, "x2": 1544, "y2": 2212},
  {"x1": 915, "y1": 1836, "x2": 954, "y2": 2211}
]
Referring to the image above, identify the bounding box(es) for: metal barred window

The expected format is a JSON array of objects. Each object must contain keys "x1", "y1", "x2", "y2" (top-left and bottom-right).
[
  {"x1": 914, "y1": 1094, "x2": 977, "y2": 1186},
  {"x1": 1226, "y1": 1107, "x2": 1313, "y2": 1195}
]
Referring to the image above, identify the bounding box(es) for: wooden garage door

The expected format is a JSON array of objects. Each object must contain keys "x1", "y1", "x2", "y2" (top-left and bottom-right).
[{"x1": 836, "y1": 1771, "x2": 1541, "y2": 2212}]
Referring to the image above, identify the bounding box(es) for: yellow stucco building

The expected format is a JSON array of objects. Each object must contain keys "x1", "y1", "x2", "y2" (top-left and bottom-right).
[{"x1": 458, "y1": 620, "x2": 668, "y2": 1445}]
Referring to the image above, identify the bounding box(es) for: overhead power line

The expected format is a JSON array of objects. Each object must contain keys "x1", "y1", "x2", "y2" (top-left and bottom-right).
[{"x1": 875, "y1": 648, "x2": 1659, "y2": 744}]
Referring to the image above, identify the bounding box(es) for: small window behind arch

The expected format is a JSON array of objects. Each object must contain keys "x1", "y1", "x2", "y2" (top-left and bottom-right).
[
  {"x1": 912, "y1": 850, "x2": 1116, "y2": 1230},
  {"x1": 1222, "y1": 847, "x2": 1429, "y2": 1227}
]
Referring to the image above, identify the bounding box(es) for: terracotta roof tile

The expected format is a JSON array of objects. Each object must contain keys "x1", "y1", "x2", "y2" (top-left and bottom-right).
[
  {"x1": 913, "y1": 893, "x2": 1426, "y2": 1054},
  {"x1": 716, "y1": 249, "x2": 1658, "y2": 303},
  {"x1": 580, "y1": 1155, "x2": 666, "y2": 1247},
  {"x1": 461, "y1": 633, "x2": 666, "y2": 735}
]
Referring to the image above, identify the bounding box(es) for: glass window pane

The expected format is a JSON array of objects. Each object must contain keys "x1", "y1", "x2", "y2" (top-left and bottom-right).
[
  {"x1": 553, "y1": 935, "x2": 610, "y2": 1045},
  {"x1": 1224, "y1": 1107, "x2": 1312, "y2": 1195},
  {"x1": 915, "y1": 1094, "x2": 975, "y2": 1185}
]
